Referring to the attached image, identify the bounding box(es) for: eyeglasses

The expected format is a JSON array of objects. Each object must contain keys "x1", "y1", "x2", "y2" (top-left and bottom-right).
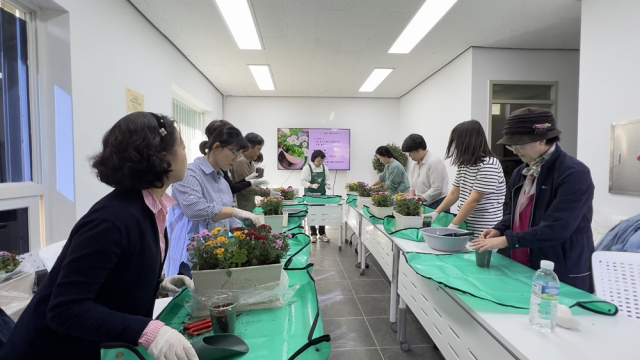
[{"x1": 226, "y1": 147, "x2": 244, "y2": 160}]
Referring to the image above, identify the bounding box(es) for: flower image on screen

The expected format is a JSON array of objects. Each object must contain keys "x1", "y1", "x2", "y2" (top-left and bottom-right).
[{"x1": 277, "y1": 128, "x2": 310, "y2": 170}]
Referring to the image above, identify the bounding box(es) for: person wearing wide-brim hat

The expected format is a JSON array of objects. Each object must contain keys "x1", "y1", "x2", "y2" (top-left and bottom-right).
[{"x1": 471, "y1": 107, "x2": 596, "y2": 293}]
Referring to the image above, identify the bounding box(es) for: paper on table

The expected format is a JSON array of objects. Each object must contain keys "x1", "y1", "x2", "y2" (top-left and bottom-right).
[
  {"x1": 39, "y1": 240, "x2": 67, "y2": 271},
  {"x1": 153, "y1": 297, "x2": 173, "y2": 319}
]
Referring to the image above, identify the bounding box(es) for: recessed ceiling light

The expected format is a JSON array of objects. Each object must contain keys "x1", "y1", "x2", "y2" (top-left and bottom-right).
[
  {"x1": 248, "y1": 65, "x2": 275, "y2": 90},
  {"x1": 389, "y1": 0, "x2": 458, "y2": 54},
  {"x1": 215, "y1": 0, "x2": 262, "y2": 50},
  {"x1": 359, "y1": 69, "x2": 393, "y2": 92}
]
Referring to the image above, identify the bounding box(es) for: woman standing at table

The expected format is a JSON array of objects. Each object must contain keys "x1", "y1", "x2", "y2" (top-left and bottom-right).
[
  {"x1": 471, "y1": 108, "x2": 595, "y2": 292},
  {"x1": 372, "y1": 146, "x2": 410, "y2": 195},
  {"x1": 166, "y1": 124, "x2": 264, "y2": 277},
  {"x1": 423, "y1": 120, "x2": 506, "y2": 236},
  {"x1": 301, "y1": 150, "x2": 332, "y2": 243},
  {"x1": 1, "y1": 112, "x2": 197, "y2": 360}
]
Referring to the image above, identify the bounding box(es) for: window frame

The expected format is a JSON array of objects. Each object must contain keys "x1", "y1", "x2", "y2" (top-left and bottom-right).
[{"x1": 0, "y1": 0, "x2": 45, "y2": 252}]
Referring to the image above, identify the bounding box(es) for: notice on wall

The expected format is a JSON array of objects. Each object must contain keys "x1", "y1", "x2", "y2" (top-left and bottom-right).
[{"x1": 125, "y1": 88, "x2": 145, "y2": 114}]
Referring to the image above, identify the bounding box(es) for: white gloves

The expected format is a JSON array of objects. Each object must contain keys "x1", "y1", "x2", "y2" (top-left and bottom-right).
[
  {"x1": 447, "y1": 223, "x2": 460, "y2": 229},
  {"x1": 325, "y1": 183, "x2": 332, "y2": 190},
  {"x1": 309, "y1": 184, "x2": 319, "y2": 189},
  {"x1": 159, "y1": 275, "x2": 192, "y2": 294},
  {"x1": 249, "y1": 179, "x2": 269, "y2": 187},
  {"x1": 233, "y1": 208, "x2": 264, "y2": 226},
  {"x1": 422, "y1": 211, "x2": 440, "y2": 221},
  {"x1": 245, "y1": 172, "x2": 259, "y2": 181},
  {"x1": 148, "y1": 326, "x2": 198, "y2": 360},
  {"x1": 269, "y1": 189, "x2": 282, "y2": 197}
]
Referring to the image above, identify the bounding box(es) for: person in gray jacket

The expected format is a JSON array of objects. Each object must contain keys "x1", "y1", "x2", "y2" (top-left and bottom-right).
[{"x1": 372, "y1": 146, "x2": 410, "y2": 195}]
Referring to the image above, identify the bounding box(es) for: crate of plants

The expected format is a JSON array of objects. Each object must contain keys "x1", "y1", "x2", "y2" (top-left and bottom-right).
[
  {"x1": 393, "y1": 193, "x2": 424, "y2": 230},
  {"x1": 276, "y1": 186, "x2": 297, "y2": 205},
  {"x1": 369, "y1": 192, "x2": 394, "y2": 218},
  {"x1": 345, "y1": 181, "x2": 367, "y2": 196}
]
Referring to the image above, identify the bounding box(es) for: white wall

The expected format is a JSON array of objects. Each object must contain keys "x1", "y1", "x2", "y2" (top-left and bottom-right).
[
  {"x1": 55, "y1": 0, "x2": 224, "y2": 218},
  {"x1": 224, "y1": 97, "x2": 400, "y2": 196},
  {"x1": 399, "y1": 49, "x2": 473, "y2": 185},
  {"x1": 471, "y1": 48, "x2": 580, "y2": 157},
  {"x1": 578, "y1": 0, "x2": 640, "y2": 218}
]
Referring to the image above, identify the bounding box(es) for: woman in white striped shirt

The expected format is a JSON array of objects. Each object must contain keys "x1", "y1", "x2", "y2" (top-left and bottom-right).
[{"x1": 423, "y1": 120, "x2": 506, "y2": 236}]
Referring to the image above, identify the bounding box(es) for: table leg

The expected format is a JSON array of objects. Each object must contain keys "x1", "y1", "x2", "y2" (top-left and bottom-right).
[
  {"x1": 339, "y1": 224, "x2": 343, "y2": 251},
  {"x1": 358, "y1": 213, "x2": 366, "y2": 275},
  {"x1": 397, "y1": 297, "x2": 410, "y2": 351},
  {"x1": 390, "y1": 243, "x2": 400, "y2": 331}
]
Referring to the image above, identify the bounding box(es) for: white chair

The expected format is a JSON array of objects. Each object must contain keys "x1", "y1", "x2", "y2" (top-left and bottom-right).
[{"x1": 592, "y1": 251, "x2": 640, "y2": 320}]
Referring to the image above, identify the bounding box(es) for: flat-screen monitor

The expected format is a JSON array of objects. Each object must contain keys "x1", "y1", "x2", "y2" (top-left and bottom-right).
[{"x1": 277, "y1": 128, "x2": 350, "y2": 170}]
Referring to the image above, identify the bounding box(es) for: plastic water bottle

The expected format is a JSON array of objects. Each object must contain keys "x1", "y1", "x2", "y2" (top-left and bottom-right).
[{"x1": 529, "y1": 260, "x2": 560, "y2": 332}]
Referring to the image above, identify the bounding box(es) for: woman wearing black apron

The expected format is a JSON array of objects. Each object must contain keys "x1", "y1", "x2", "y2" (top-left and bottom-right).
[{"x1": 301, "y1": 150, "x2": 332, "y2": 243}]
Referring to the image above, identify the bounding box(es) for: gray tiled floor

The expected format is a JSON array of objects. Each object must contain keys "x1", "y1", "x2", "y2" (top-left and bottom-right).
[{"x1": 310, "y1": 228, "x2": 444, "y2": 360}]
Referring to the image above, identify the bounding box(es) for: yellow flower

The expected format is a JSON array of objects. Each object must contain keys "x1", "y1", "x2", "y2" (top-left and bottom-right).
[
  {"x1": 223, "y1": 238, "x2": 229, "y2": 243},
  {"x1": 218, "y1": 253, "x2": 224, "y2": 258},
  {"x1": 222, "y1": 228, "x2": 228, "y2": 231},
  {"x1": 214, "y1": 227, "x2": 223, "y2": 232},
  {"x1": 205, "y1": 241, "x2": 214, "y2": 247},
  {"x1": 240, "y1": 234, "x2": 246, "y2": 240},
  {"x1": 217, "y1": 236, "x2": 227, "y2": 242},
  {"x1": 233, "y1": 231, "x2": 243, "y2": 238},
  {"x1": 211, "y1": 231, "x2": 219, "y2": 236},
  {"x1": 215, "y1": 248, "x2": 225, "y2": 256}
]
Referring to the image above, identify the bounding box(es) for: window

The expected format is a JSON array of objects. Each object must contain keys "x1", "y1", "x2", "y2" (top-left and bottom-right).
[
  {"x1": 172, "y1": 98, "x2": 205, "y2": 163},
  {"x1": 0, "y1": 207, "x2": 28, "y2": 254},
  {"x1": 0, "y1": 1, "x2": 43, "y2": 254},
  {"x1": 0, "y1": 4, "x2": 31, "y2": 184}
]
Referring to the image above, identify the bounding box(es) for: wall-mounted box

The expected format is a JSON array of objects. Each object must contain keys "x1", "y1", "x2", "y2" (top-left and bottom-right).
[{"x1": 609, "y1": 120, "x2": 640, "y2": 196}]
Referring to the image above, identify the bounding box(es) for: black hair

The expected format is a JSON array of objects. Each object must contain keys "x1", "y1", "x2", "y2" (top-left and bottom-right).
[
  {"x1": 255, "y1": 153, "x2": 264, "y2": 163},
  {"x1": 91, "y1": 112, "x2": 179, "y2": 190},
  {"x1": 445, "y1": 120, "x2": 496, "y2": 167},
  {"x1": 401, "y1": 134, "x2": 427, "y2": 152},
  {"x1": 311, "y1": 150, "x2": 326, "y2": 162},
  {"x1": 375, "y1": 146, "x2": 396, "y2": 160},
  {"x1": 199, "y1": 126, "x2": 249, "y2": 155},
  {"x1": 245, "y1": 132, "x2": 264, "y2": 148},
  {"x1": 545, "y1": 136, "x2": 560, "y2": 145},
  {"x1": 205, "y1": 119, "x2": 233, "y2": 139}
]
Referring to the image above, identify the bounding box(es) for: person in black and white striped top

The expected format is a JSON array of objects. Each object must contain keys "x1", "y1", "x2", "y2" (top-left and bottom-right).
[{"x1": 423, "y1": 120, "x2": 506, "y2": 236}]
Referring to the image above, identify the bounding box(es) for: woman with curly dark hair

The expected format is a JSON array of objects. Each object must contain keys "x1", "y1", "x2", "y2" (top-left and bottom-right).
[{"x1": 0, "y1": 112, "x2": 197, "y2": 360}]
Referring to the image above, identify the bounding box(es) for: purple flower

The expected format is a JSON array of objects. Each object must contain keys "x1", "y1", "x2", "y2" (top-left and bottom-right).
[
  {"x1": 275, "y1": 240, "x2": 283, "y2": 249},
  {"x1": 273, "y1": 233, "x2": 282, "y2": 239},
  {"x1": 187, "y1": 241, "x2": 198, "y2": 251},
  {"x1": 286, "y1": 231, "x2": 293, "y2": 239},
  {"x1": 192, "y1": 234, "x2": 202, "y2": 240}
]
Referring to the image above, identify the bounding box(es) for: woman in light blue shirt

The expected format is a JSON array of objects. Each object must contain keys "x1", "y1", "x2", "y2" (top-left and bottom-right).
[
  {"x1": 166, "y1": 125, "x2": 263, "y2": 277},
  {"x1": 372, "y1": 146, "x2": 410, "y2": 195}
]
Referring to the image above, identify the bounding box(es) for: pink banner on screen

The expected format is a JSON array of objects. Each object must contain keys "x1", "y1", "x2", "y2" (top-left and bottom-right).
[{"x1": 309, "y1": 129, "x2": 350, "y2": 170}]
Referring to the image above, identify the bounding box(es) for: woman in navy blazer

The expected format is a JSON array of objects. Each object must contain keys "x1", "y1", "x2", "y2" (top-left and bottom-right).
[
  {"x1": 472, "y1": 108, "x2": 595, "y2": 293},
  {"x1": 1, "y1": 112, "x2": 198, "y2": 359}
]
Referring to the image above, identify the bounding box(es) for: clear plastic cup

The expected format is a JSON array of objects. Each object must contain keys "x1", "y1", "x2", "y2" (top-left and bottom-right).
[{"x1": 208, "y1": 294, "x2": 239, "y2": 335}]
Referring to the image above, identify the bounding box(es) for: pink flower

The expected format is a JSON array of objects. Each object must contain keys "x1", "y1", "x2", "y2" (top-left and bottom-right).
[
  {"x1": 199, "y1": 229, "x2": 210, "y2": 236},
  {"x1": 192, "y1": 234, "x2": 202, "y2": 240},
  {"x1": 286, "y1": 231, "x2": 293, "y2": 239},
  {"x1": 275, "y1": 240, "x2": 283, "y2": 249},
  {"x1": 187, "y1": 241, "x2": 198, "y2": 251}
]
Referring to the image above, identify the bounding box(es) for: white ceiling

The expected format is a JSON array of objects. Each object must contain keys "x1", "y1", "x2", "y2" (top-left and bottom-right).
[{"x1": 130, "y1": 0, "x2": 581, "y2": 98}]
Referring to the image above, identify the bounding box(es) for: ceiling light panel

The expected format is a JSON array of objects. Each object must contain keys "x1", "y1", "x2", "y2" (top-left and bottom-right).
[
  {"x1": 248, "y1": 65, "x2": 275, "y2": 90},
  {"x1": 216, "y1": 0, "x2": 262, "y2": 50},
  {"x1": 389, "y1": 0, "x2": 458, "y2": 54},
  {"x1": 359, "y1": 68, "x2": 393, "y2": 92}
]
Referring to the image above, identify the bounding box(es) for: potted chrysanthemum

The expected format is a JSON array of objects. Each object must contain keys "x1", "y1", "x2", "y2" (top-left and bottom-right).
[{"x1": 393, "y1": 193, "x2": 424, "y2": 230}]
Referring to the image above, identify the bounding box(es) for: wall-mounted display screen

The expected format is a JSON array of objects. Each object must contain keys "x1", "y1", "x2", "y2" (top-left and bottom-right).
[{"x1": 277, "y1": 128, "x2": 350, "y2": 170}]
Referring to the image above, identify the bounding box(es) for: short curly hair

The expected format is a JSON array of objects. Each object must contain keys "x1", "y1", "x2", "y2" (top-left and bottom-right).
[{"x1": 91, "y1": 112, "x2": 179, "y2": 190}]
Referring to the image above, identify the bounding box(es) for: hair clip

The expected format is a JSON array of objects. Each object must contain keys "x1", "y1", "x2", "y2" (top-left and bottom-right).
[
  {"x1": 533, "y1": 123, "x2": 551, "y2": 134},
  {"x1": 159, "y1": 128, "x2": 167, "y2": 136}
]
